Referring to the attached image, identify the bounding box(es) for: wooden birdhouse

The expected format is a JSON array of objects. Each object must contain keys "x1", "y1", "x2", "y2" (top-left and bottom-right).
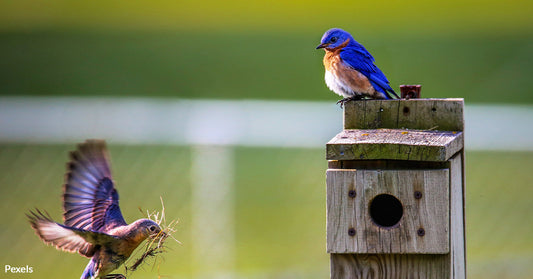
[{"x1": 326, "y1": 97, "x2": 466, "y2": 278}]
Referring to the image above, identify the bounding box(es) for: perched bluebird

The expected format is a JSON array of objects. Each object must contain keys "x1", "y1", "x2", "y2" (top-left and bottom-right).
[
  {"x1": 316, "y1": 28, "x2": 399, "y2": 106},
  {"x1": 27, "y1": 140, "x2": 163, "y2": 279}
]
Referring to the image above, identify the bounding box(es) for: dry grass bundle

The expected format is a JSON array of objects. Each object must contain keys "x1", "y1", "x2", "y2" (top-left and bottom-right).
[{"x1": 125, "y1": 197, "x2": 180, "y2": 276}]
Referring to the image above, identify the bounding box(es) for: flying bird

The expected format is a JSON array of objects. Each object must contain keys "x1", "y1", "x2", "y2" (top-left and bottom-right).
[
  {"x1": 316, "y1": 28, "x2": 399, "y2": 106},
  {"x1": 27, "y1": 140, "x2": 163, "y2": 279}
]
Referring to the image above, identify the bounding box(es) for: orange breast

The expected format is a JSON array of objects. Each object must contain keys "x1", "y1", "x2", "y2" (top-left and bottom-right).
[
  {"x1": 322, "y1": 49, "x2": 375, "y2": 95},
  {"x1": 323, "y1": 51, "x2": 340, "y2": 72},
  {"x1": 322, "y1": 39, "x2": 349, "y2": 72},
  {"x1": 108, "y1": 226, "x2": 149, "y2": 258}
]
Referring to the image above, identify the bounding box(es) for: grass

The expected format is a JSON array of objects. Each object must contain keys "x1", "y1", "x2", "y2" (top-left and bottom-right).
[
  {"x1": 0, "y1": 144, "x2": 532, "y2": 278},
  {"x1": 1, "y1": 30, "x2": 532, "y2": 104},
  {"x1": 466, "y1": 152, "x2": 533, "y2": 278}
]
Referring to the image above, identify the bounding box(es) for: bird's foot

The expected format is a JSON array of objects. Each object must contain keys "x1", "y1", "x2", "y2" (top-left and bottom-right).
[
  {"x1": 336, "y1": 96, "x2": 364, "y2": 108},
  {"x1": 336, "y1": 98, "x2": 350, "y2": 109},
  {"x1": 104, "y1": 274, "x2": 126, "y2": 279}
]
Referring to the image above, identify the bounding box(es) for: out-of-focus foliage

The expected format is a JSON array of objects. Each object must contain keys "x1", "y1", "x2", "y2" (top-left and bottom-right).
[
  {"x1": 0, "y1": 0, "x2": 531, "y2": 34},
  {"x1": 1, "y1": 31, "x2": 532, "y2": 104},
  {"x1": 0, "y1": 0, "x2": 532, "y2": 103}
]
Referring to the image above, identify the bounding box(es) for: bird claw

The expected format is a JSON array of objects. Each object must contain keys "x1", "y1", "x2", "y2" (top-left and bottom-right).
[
  {"x1": 104, "y1": 274, "x2": 126, "y2": 279},
  {"x1": 336, "y1": 96, "x2": 363, "y2": 108},
  {"x1": 336, "y1": 98, "x2": 347, "y2": 108}
]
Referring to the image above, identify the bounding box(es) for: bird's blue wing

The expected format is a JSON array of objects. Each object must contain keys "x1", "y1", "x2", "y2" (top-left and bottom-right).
[
  {"x1": 339, "y1": 46, "x2": 378, "y2": 74},
  {"x1": 340, "y1": 46, "x2": 399, "y2": 99},
  {"x1": 62, "y1": 140, "x2": 127, "y2": 233}
]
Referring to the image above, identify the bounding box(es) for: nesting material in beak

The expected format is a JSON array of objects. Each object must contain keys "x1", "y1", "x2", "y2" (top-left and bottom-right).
[{"x1": 126, "y1": 197, "x2": 180, "y2": 274}]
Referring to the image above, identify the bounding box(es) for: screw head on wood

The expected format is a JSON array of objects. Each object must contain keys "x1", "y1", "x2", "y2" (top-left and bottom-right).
[
  {"x1": 348, "y1": 190, "x2": 356, "y2": 198},
  {"x1": 414, "y1": 191, "x2": 423, "y2": 199},
  {"x1": 417, "y1": 228, "x2": 425, "y2": 237},
  {"x1": 348, "y1": 228, "x2": 356, "y2": 236}
]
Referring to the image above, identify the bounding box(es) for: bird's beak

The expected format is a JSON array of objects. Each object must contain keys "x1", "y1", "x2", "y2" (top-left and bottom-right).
[{"x1": 316, "y1": 43, "x2": 329, "y2": 49}]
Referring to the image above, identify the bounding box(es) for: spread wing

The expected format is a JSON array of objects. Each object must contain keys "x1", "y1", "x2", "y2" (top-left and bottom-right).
[
  {"x1": 27, "y1": 210, "x2": 120, "y2": 257},
  {"x1": 340, "y1": 44, "x2": 399, "y2": 99},
  {"x1": 63, "y1": 140, "x2": 127, "y2": 233}
]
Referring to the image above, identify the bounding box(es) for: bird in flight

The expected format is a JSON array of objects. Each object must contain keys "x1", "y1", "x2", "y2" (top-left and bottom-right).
[{"x1": 27, "y1": 140, "x2": 163, "y2": 279}]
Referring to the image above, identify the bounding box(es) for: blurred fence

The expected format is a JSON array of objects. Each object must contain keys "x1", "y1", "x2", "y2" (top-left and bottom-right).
[{"x1": 1, "y1": 97, "x2": 533, "y2": 150}]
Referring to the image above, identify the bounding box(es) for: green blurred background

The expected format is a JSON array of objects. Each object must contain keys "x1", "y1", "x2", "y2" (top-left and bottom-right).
[{"x1": 1, "y1": 0, "x2": 532, "y2": 278}]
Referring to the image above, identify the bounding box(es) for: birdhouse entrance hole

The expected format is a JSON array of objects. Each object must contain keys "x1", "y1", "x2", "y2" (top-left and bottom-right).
[{"x1": 369, "y1": 194, "x2": 403, "y2": 228}]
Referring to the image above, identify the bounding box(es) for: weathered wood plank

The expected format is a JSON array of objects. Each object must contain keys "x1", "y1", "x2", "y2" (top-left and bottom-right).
[
  {"x1": 326, "y1": 129, "x2": 463, "y2": 161},
  {"x1": 328, "y1": 160, "x2": 450, "y2": 170},
  {"x1": 330, "y1": 254, "x2": 450, "y2": 279},
  {"x1": 326, "y1": 169, "x2": 449, "y2": 254},
  {"x1": 344, "y1": 99, "x2": 464, "y2": 131},
  {"x1": 327, "y1": 98, "x2": 465, "y2": 278},
  {"x1": 448, "y1": 153, "x2": 466, "y2": 279}
]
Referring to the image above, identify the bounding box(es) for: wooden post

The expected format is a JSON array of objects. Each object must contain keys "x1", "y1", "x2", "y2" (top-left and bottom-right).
[{"x1": 326, "y1": 99, "x2": 466, "y2": 278}]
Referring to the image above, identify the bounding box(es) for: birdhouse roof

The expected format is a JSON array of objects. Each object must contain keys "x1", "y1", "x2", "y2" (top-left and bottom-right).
[
  {"x1": 327, "y1": 128, "x2": 463, "y2": 161},
  {"x1": 327, "y1": 98, "x2": 464, "y2": 162}
]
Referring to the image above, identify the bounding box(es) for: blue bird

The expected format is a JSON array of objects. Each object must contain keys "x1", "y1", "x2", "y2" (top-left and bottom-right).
[
  {"x1": 27, "y1": 140, "x2": 163, "y2": 279},
  {"x1": 316, "y1": 28, "x2": 399, "y2": 106}
]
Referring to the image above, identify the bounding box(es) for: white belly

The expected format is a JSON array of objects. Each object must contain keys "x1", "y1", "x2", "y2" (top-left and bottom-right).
[{"x1": 325, "y1": 70, "x2": 354, "y2": 98}]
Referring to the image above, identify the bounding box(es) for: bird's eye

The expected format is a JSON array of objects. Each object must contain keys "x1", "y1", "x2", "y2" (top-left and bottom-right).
[
  {"x1": 330, "y1": 37, "x2": 338, "y2": 43},
  {"x1": 149, "y1": 225, "x2": 156, "y2": 232}
]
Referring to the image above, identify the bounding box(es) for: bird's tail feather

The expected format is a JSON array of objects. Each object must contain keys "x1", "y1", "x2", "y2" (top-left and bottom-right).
[
  {"x1": 80, "y1": 257, "x2": 98, "y2": 279},
  {"x1": 387, "y1": 88, "x2": 400, "y2": 99},
  {"x1": 369, "y1": 79, "x2": 399, "y2": 99}
]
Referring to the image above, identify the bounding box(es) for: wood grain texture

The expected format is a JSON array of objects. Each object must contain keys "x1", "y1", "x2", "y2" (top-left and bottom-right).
[
  {"x1": 328, "y1": 160, "x2": 450, "y2": 170},
  {"x1": 326, "y1": 129, "x2": 463, "y2": 161},
  {"x1": 326, "y1": 169, "x2": 449, "y2": 254},
  {"x1": 448, "y1": 153, "x2": 466, "y2": 278},
  {"x1": 330, "y1": 254, "x2": 450, "y2": 279},
  {"x1": 327, "y1": 98, "x2": 466, "y2": 278},
  {"x1": 343, "y1": 99, "x2": 464, "y2": 131}
]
